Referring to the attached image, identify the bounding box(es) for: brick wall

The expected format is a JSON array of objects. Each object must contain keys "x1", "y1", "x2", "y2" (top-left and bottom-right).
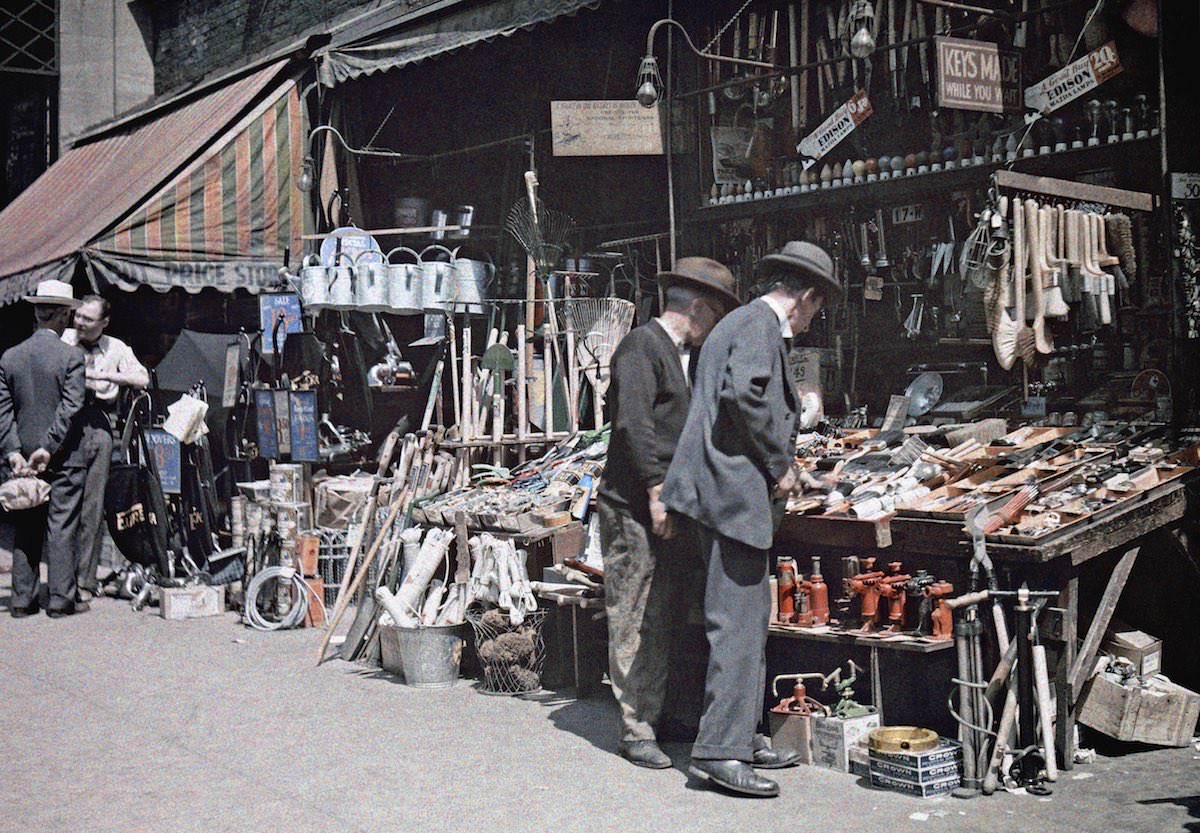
[{"x1": 146, "y1": 0, "x2": 369, "y2": 94}]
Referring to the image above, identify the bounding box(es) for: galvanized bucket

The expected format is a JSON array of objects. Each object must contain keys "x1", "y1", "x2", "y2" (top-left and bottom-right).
[
  {"x1": 451, "y1": 247, "x2": 493, "y2": 314},
  {"x1": 379, "y1": 623, "x2": 464, "y2": 689},
  {"x1": 327, "y1": 252, "x2": 356, "y2": 309},
  {"x1": 419, "y1": 244, "x2": 457, "y2": 312},
  {"x1": 299, "y1": 253, "x2": 328, "y2": 309},
  {"x1": 385, "y1": 247, "x2": 423, "y2": 314},
  {"x1": 354, "y1": 250, "x2": 389, "y2": 311}
]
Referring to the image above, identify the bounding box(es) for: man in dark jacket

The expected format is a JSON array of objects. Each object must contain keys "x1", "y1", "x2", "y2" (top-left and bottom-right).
[
  {"x1": 598, "y1": 257, "x2": 739, "y2": 769},
  {"x1": 0, "y1": 280, "x2": 87, "y2": 618},
  {"x1": 662, "y1": 241, "x2": 841, "y2": 797}
]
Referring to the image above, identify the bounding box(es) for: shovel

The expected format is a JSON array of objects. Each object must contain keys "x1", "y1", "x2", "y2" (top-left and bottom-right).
[{"x1": 481, "y1": 342, "x2": 514, "y2": 448}]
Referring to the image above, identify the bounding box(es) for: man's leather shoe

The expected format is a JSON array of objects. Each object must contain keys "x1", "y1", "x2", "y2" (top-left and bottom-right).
[
  {"x1": 688, "y1": 759, "x2": 779, "y2": 797},
  {"x1": 46, "y1": 605, "x2": 75, "y2": 619},
  {"x1": 619, "y1": 740, "x2": 672, "y2": 769},
  {"x1": 10, "y1": 603, "x2": 38, "y2": 618},
  {"x1": 73, "y1": 600, "x2": 90, "y2": 614},
  {"x1": 751, "y1": 746, "x2": 803, "y2": 769}
]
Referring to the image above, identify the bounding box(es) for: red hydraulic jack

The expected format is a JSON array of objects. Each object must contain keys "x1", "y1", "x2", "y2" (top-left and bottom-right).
[
  {"x1": 845, "y1": 556, "x2": 886, "y2": 631},
  {"x1": 794, "y1": 557, "x2": 831, "y2": 626}
]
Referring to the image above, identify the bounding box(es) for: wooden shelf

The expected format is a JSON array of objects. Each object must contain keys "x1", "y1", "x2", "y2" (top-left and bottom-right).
[
  {"x1": 768, "y1": 624, "x2": 956, "y2": 653},
  {"x1": 688, "y1": 135, "x2": 1160, "y2": 225}
]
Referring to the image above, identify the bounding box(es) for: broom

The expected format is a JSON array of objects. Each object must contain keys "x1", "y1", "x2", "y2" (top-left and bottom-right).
[
  {"x1": 1016, "y1": 200, "x2": 1038, "y2": 366},
  {"x1": 1042, "y1": 204, "x2": 1070, "y2": 318},
  {"x1": 993, "y1": 195, "x2": 1022, "y2": 370},
  {"x1": 1027, "y1": 199, "x2": 1054, "y2": 355},
  {"x1": 560, "y1": 297, "x2": 636, "y2": 430}
]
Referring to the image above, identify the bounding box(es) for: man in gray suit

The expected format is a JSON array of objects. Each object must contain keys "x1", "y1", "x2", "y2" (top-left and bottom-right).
[
  {"x1": 0, "y1": 279, "x2": 87, "y2": 618},
  {"x1": 661, "y1": 241, "x2": 841, "y2": 797}
]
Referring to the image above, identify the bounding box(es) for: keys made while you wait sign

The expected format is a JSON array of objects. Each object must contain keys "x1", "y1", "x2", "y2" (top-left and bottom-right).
[{"x1": 936, "y1": 37, "x2": 1021, "y2": 114}]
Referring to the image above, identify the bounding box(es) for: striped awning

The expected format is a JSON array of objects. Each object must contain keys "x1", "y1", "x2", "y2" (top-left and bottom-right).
[
  {"x1": 88, "y1": 79, "x2": 307, "y2": 295},
  {"x1": 0, "y1": 59, "x2": 306, "y2": 305}
]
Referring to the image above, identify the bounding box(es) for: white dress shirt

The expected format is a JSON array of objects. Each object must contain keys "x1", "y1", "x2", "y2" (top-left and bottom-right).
[
  {"x1": 62, "y1": 329, "x2": 147, "y2": 404},
  {"x1": 759, "y1": 294, "x2": 794, "y2": 338},
  {"x1": 654, "y1": 316, "x2": 692, "y2": 382}
]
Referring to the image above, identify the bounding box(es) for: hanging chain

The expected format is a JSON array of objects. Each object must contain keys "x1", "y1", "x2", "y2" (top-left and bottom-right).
[{"x1": 703, "y1": 0, "x2": 757, "y2": 52}]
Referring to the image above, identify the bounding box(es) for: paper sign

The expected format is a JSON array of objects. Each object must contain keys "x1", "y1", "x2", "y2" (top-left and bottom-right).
[
  {"x1": 790, "y1": 349, "x2": 822, "y2": 394},
  {"x1": 709, "y1": 126, "x2": 753, "y2": 185},
  {"x1": 864, "y1": 274, "x2": 884, "y2": 301},
  {"x1": 259, "y1": 294, "x2": 302, "y2": 355},
  {"x1": 936, "y1": 37, "x2": 1021, "y2": 113},
  {"x1": 222, "y1": 343, "x2": 241, "y2": 408},
  {"x1": 254, "y1": 389, "x2": 278, "y2": 459},
  {"x1": 550, "y1": 100, "x2": 664, "y2": 156},
  {"x1": 144, "y1": 429, "x2": 182, "y2": 494},
  {"x1": 798, "y1": 91, "x2": 873, "y2": 169},
  {"x1": 273, "y1": 390, "x2": 292, "y2": 456},
  {"x1": 1025, "y1": 41, "x2": 1121, "y2": 114},
  {"x1": 1171, "y1": 173, "x2": 1200, "y2": 200},
  {"x1": 288, "y1": 391, "x2": 320, "y2": 462},
  {"x1": 892, "y1": 204, "x2": 925, "y2": 225},
  {"x1": 881, "y1": 395, "x2": 910, "y2": 431}
]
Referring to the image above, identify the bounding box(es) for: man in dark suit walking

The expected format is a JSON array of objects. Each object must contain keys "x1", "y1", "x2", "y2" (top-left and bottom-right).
[
  {"x1": 598, "y1": 257, "x2": 740, "y2": 769},
  {"x1": 0, "y1": 279, "x2": 87, "y2": 618},
  {"x1": 661, "y1": 241, "x2": 841, "y2": 797}
]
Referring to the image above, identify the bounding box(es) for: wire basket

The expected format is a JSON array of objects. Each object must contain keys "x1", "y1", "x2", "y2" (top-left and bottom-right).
[
  {"x1": 466, "y1": 608, "x2": 549, "y2": 696},
  {"x1": 316, "y1": 527, "x2": 351, "y2": 607}
]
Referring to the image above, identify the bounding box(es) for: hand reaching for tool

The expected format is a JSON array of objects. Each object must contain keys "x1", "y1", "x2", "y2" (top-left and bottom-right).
[
  {"x1": 27, "y1": 448, "x2": 50, "y2": 474},
  {"x1": 648, "y1": 483, "x2": 676, "y2": 540},
  {"x1": 774, "y1": 465, "x2": 798, "y2": 498}
]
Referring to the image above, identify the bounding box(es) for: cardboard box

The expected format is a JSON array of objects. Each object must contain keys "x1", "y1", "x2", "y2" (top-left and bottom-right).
[
  {"x1": 1102, "y1": 621, "x2": 1163, "y2": 678},
  {"x1": 159, "y1": 584, "x2": 225, "y2": 620},
  {"x1": 811, "y1": 711, "x2": 880, "y2": 772},
  {"x1": 869, "y1": 738, "x2": 963, "y2": 791},
  {"x1": 1077, "y1": 672, "x2": 1200, "y2": 747},
  {"x1": 302, "y1": 577, "x2": 325, "y2": 627},
  {"x1": 767, "y1": 709, "x2": 813, "y2": 764},
  {"x1": 869, "y1": 770, "x2": 960, "y2": 798}
]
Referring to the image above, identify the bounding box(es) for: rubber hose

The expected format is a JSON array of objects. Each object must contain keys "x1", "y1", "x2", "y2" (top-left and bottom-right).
[{"x1": 244, "y1": 566, "x2": 310, "y2": 631}]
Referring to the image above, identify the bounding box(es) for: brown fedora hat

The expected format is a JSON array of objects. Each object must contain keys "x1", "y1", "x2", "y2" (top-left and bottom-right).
[
  {"x1": 657, "y1": 256, "x2": 741, "y2": 312},
  {"x1": 758, "y1": 241, "x2": 842, "y2": 303}
]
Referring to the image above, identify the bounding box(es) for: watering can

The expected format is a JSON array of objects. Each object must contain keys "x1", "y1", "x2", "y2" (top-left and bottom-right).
[
  {"x1": 300, "y1": 254, "x2": 329, "y2": 309},
  {"x1": 451, "y1": 246, "x2": 493, "y2": 314},
  {"x1": 385, "y1": 247, "x2": 424, "y2": 314},
  {"x1": 354, "y1": 250, "x2": 389, "y2": 311},
  {"x1": 419, "y1": 245, "x2": 457, "y2": 312},
  {"x1": 327, "y1": 252, "x2": 356, "y2": 309}
]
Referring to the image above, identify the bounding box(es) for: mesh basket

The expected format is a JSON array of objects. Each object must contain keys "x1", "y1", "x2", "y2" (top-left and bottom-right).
[
  {"x1": 466, "y1": 608, "x2": 549, "y2": 695},
  {"x1": 316, "y1": 528, "x2": 351, "y2": 607}
]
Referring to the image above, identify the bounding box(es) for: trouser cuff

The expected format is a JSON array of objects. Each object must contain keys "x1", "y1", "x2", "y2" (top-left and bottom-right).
[{"x1": 691, "y1": 743, "x2": 754, "y2": 762}]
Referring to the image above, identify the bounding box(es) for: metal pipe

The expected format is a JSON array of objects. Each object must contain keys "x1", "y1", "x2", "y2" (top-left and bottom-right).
[
  {"x1": 1033, "y1": 644, "x2": 1059, "y2": 782},
  {"x1": 1015, "y1": 586, "x2": 1039, "y2": 785},
  {"x1": 954, "y1": 614, "x2": 981, "y2": 795}
]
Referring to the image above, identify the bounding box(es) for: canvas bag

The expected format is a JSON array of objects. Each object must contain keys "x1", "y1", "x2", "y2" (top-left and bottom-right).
[{"x1": 104, "y1": 403, "x2": 176, "y2": 575}]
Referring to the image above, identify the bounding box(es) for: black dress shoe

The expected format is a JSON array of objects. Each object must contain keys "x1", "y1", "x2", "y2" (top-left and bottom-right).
[
  {"x1": 619, "y1": 740, "x2": 672, "y2": 769},
  {"x1": 751, "y1": 746, "x2": 804, "y2": 769},
  {"x1": 46, "y1": 606, "x2": 75, "y2": 619},
  {"x1": 10, "y1": 603, "x2": 39, "y2": 618},
  {"x1": 688, "y1": 759, "x2": 779, "y2": 797}
]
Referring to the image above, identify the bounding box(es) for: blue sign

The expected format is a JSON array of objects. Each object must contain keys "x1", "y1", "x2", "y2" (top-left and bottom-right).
[
  {"x1": 144, "y1": 429, "x2": 182, "y2": 494},
  {"x1": 254, "y1": 389, "x2": 278, "y2": 459},
  {"x1": 288, "y1": 391, "x2": 320, "y2": 462},
  {"x1": 259, "y1": 294, "x2": 302, "y2": 355}
]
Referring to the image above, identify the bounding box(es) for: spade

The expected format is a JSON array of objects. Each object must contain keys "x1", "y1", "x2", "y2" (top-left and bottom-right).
[{"x1": 481, "y1": 342, "x2": 515, "y2": 445}]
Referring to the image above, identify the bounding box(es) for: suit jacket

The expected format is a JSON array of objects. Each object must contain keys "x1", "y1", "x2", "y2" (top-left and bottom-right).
[
  {"x1": 598, "y1": 319, "x2": 692, "y2": 521},
  {"x1": 661, "y1": 299, "x2": 797, "y2": 550},
  {"x1": 0, "y1": 328, "x2": 87, "y2": 468}
]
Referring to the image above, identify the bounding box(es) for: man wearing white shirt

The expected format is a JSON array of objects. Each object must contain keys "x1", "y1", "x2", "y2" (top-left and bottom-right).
[{"x1": 62, "y1": 295, "x2": 149, "y2": 601}]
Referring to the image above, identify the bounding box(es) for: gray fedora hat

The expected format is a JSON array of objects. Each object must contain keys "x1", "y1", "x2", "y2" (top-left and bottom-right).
[
  {"x1": 657, "y1": 256, "x2": 741, "y2": 312},
  {"x1": 758, "y1": 241, "x2": 842, "y2": 303}
]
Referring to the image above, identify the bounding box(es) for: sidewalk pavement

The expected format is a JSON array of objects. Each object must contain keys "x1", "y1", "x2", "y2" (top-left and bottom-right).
[{"x1": 1, "y1": 572, "x2": 1196, "y2": 833}]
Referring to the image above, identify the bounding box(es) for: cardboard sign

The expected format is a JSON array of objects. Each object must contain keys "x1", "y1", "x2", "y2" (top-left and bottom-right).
[
  {"x1": 222, "y1": 343, "x2": 241, "y2": 409},
  {"x1": 1171, "y1": 173, "x2": 1200, "y2": 201},
  {"x1": 144, "y1": 429, "x2": 182, "y2": 494},
  {"x1": 288, "y1": 391, "x2": 320, "y2": 462},
  {"x1": 935, "y1": 37, "x2": 1021, "y2": 113},
  {"x1": 798, "y1": 91, "x2": 873, "y2": 169},
  {"x1": 259, "y1": 294, "x2": 302, "y2": 355},
  {"x1": 709, "y1": 126, "x2": 753, "y2": 185},
  {"x1": 254, "y1": 389, "x2": 278, "y2": 459},
  {"x1": 273, "y1": 390, "x2": 292, "y2": 456},
  {"x1": 550, "y1": 100, "x2": 664, "y2": 156},
  {"x1": 892, "y1": 204, "x2": 925, "y2": 225},
  {"x1": 1025, "y1": 41, "x2": 1121, "y2": 114}
]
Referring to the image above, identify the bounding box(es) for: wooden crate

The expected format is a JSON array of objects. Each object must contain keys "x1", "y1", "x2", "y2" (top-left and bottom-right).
[{"x1": 1077, "y1": 673, "x2": 1200, "y2": 747}]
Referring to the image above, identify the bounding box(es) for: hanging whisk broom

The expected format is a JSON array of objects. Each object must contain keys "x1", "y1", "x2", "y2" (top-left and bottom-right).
[{"x1": 560, "y1": 297, "x2": 636, "y2": 430}]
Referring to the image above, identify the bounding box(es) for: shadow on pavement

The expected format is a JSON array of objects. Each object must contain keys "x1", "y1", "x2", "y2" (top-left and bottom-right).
[{"x1": 1138, "y1": 795, "x2": 1200, "y2": 832}]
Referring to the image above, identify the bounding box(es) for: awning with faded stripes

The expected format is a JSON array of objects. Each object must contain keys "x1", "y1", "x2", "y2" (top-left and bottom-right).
[
  {"x1": 87, "y1": 79, "x2": 307, "y2": 295},
  {"x1": 0, "y1": 59, "x2": 307, "y2": 305}
]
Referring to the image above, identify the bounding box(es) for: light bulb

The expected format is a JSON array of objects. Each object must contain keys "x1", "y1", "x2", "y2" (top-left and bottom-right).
[
  {"x1": 850, "y1": 26, "x2": 875, "y2": 59},
  {"x1": 637, "y1": 81, "x2": 660, "y2": 108},
  {"x1": 297, "y1": 156, "x2": 315, "y2": 192}
]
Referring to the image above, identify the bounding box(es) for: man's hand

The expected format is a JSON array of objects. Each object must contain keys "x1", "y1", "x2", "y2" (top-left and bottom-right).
[
  {"x1": 85, "y1": 367, "x2": 111, "y2": 382},
  {"x1": 774, "y1": 465, "x2": 798, "y2": 498},
  {"x1": 7, "y1": 451, "x2": 28, "y2": 476},
  {"x1": 27, "y1": 448, "x2": 50, "y2": 473},
  {"x1": 648, "y1": 483, "x2": 677, "y2": 540}
]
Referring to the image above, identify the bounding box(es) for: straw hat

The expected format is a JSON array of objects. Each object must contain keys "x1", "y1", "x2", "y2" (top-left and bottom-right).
[{"x1": 23, "y1": 279, "x2": 80, "y2": 307}]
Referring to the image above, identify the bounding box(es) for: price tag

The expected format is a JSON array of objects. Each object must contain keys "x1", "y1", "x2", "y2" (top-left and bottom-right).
[
  {"x1": 864, "y1": 274, "x2": 884, "y2": 301},
  {"x1": 892, "y1": 204, "x2": 924, "y2": 225},
  {"x1": 1021, "y1": 396, "x2": 1048, "y2": 418},
  {"x1": 1171, "y1": 173, "x2": 1200, "y2": 201}
]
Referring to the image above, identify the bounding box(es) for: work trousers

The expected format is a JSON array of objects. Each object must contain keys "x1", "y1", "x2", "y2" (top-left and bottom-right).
[
  {"x1": 599, "y1": 494, "x2": 697, "y2": 743},
  {"x1": 10, "y1": 463, "x2": 85, "y2": 612},
  {"x1": 691, "y1": 525, "x2": 771, "y2": 762},
  {"x1": 76, "y1": 422, "x2": 114, "y2": 593}
]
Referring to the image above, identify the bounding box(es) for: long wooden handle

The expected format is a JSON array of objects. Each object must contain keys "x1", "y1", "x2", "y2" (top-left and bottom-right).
[{"x1": 1012, "y1": 194, "x2": 1025, "y2": 324}]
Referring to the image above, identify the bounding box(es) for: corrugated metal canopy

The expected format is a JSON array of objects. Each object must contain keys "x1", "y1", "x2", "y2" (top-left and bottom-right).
[
  {"x1": 317, "y1": 0, "x2": 601, "y2": 87},
  {"x1": 0, "y1": 59, "x2": 289, "y2": 305}
]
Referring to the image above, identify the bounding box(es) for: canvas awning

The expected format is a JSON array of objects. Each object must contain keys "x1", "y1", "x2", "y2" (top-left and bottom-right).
[
  {"x1": 0, "y1": 59, "x2": 308, "y2": 305},
  {"x1": 316, "y1": 0, "x2": 601, "y2": 87}
]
